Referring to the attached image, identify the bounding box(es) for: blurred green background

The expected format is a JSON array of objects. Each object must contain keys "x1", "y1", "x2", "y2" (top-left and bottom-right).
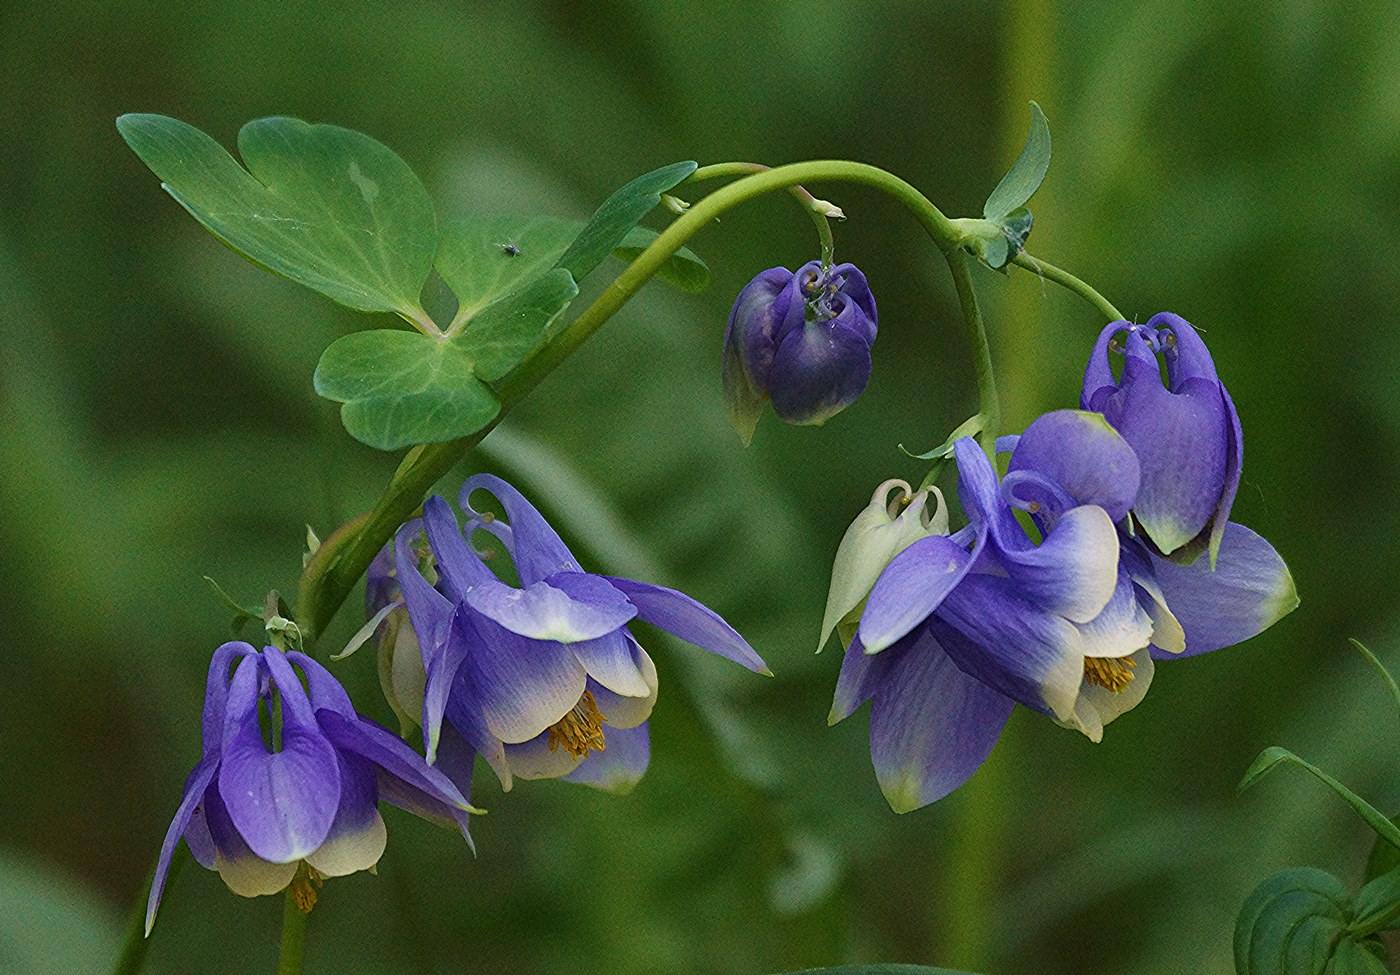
[{"x1": 3, "y1": 1, "x2": 1398, "y2": 972}]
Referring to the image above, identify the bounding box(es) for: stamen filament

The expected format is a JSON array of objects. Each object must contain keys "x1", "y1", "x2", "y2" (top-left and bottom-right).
[{"x1": 1083, "y1": 655, "x2": 1137, "y2": 693}]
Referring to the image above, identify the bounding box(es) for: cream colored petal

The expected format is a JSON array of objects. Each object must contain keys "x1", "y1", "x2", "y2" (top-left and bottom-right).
[
  {"x1": 305, "y1": 811, "x2": 387, "y2": 879},
  {"x1": 818, "y1": 480, "x2": 948, "y2": 651},
  {"x1": 214, "y1": 851, "x2": 299, "y2": 898}
]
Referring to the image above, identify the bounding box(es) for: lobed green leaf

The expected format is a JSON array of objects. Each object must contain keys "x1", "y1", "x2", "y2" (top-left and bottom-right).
[
  {"x1": 314, "y1": 329, "x2": 500, "y2": 449},
  {"x1": 455, "y1": 267, "x2": 580, "y2": 382},
  {"x1": 1351, "y1": 867, "x2": 1400, "y2": 936},
  {"x1": 1333, "y1": 937, "x2": 1393, "y2": 975},
  {"x1": 554, "y1": 160, "x2": 697, "y2": 280},
  {"x1": 614, "y1": 225, "x2": 710, "y2": 292},
  {"x1": 116, "y1": 114, "x2": 437, "y2": 315},
  {"x1": 435, "y1": 218, "x2": 705, "y2": 324},
  {"x1": 1233, "y1": 867, "x2": 1350, "y2": 975},
  {"x1": 983, "y1": 101, "x2": 1051, "y2": 221}
]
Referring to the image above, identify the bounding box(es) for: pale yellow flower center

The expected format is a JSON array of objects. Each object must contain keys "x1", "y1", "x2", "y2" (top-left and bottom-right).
[
  {"x1": 1083, "y1": 655, "x2": 1137, "y2": 693},
  {"x1": 546, "y1": 691, "x2": 608, "y2": 758}
]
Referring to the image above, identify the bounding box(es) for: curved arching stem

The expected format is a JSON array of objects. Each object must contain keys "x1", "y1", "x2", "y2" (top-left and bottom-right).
[{"x1": 296, "y1": 158, "x2": 1105, "y2": 641}]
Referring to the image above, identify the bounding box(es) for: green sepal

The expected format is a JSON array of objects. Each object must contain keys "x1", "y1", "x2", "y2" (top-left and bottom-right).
[
  {"x1": 1233, "y1": 867, "x2": 1350, "y2": 975},
  {"x1": 203, "y1": 575, "x2": 263, "y2": 633},
  {"x1": 1001, "y1": 207, "x2": 1034, "y2": 255},
  {"x1": 314, "y1": 330, "x2": 502, "y2": 450},
  {"x1": 900, "y1": 414, "x2": 984, "y2": 461},
  {"x1": 1239, "y1": 747, "x2": 1400, "y2": 851},
  {"x1": 116, "y1": 114, "x2": 436, "y2": 316},
  {"x1": 983, "y1": 101, "x2": 1051, "y2": 221}
]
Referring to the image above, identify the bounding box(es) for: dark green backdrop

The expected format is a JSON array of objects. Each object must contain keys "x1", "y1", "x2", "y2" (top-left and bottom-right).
[{"x1": 2, "y1": 1, "x2": 1397, "y2": 973}]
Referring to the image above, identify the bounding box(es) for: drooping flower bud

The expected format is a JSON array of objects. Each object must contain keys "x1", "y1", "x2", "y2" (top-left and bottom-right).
[
  {"x1": 1081, "y1": 312, "x2": 1241, "y2": 565},
  {"x1": 818, "y1": 479, "x2": 947, "y2": 653},
  {"x1": 722, "y1": 260, "x2": 877, "y2": 444}
]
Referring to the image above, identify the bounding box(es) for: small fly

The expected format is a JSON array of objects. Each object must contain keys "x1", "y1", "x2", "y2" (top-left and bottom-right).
[{"x1": 496, "y1": 240, "x2": 522, "y2": 257}]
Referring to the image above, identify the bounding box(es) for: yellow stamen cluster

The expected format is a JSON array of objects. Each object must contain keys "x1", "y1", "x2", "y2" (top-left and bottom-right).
[
  {"x1": 546, "y1": 691, "x2": 608, "y2": 758},
  {"x1": 289, "y1": 864, "x2": 324, "y2": 914},
  {"x1": 1083, "y1": 655, "x2": 1137, "y2": 693}
]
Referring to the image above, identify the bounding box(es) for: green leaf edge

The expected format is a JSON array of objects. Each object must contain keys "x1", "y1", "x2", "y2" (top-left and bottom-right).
[
  {"x1": 983, "y1": 101, "x2": 1051, "y2": 221},
  {"x1": 1239, "y1": 746, "x2": 1400, "y2": 850},
  {"x1": 115, "y1": 113, "x2": 436, "y2": 316}
]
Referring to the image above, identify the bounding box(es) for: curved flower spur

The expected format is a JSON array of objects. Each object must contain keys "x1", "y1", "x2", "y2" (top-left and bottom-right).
[
  {"x1": 826, "y1": 408, "x2": 1295, "y2": 812},
  {"x1": 145, "y1": 642, "x2": 479, "y2": 934},
  {"x1": 1082, "y1": 312, "x2": 1241, "y2": 565},
  {"x1": 387, "y1": 474, "x2": 770, "y2": 798}
]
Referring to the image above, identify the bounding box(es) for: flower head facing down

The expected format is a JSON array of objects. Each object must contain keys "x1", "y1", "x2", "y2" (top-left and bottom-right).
[
  {"x1": 1081, "y1": 312, "x2": 1241, "y2": 564},
  {"x1": 145, "y1": 642, "x2": 477, "y2": 935},
  {"x1": 828, "y1": 408, "x2": 1295, "y2": 812},
  {"x1": 389, "y1": 474, "x2": 770, "y2": 797},
  {"x1": 723, "y1": 260, "x2": 877, "y2": 443}
]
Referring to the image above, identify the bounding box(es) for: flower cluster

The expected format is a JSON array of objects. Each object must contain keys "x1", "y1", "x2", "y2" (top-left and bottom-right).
[
  {"x1": 146, "y1": 643, "x2": 477, "y2": 932},
  {"x1": 827, "y1": 315, "x2": 1297, "y2": 812},
  {"x1": 382, "y1": 474, "x2": 771, "y2": 796},
  {"x1": 146, "y1": 474, "x2": 766, "y2": 932},
  {"x1": 723, "y1": 260, "x2": 877, "y2": 443}
]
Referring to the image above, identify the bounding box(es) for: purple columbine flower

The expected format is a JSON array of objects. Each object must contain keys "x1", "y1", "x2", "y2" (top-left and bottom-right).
[
  {"x1": 145, "y1": 642, "x2": 478, "y2": 935},
  {"x1": 389, "y1": 474, "x2": 770, "y2": 797},
  {"x1": 1082, "y1": 312, "x2": 1241, "y2": 565},
  {"x1": 827, "y1": 409, "x2": 1295, "y2": 812},
  {"x1": 722, "y1": 260, "x2": 877, "y2": 444}
]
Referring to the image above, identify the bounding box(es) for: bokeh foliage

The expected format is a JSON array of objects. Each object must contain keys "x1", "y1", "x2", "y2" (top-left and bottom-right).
[{"x1": 2, "y1": 1, "x2": 1399, "y2": 973}]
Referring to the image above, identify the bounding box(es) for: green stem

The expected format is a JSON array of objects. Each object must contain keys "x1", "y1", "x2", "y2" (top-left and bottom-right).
[
  {"x1": 685, "y1": 162, "x2": 840, "y2": 267},
  {"x1": 1012, "y1": 251, "x2": 1124, "y2": 322},
  {"x1": 946, "y1": 250, "x2": 1001, "y2": 454},
  {"x1": 278, "y1": 890, "x2": 308, "y2": 975},
  {"x1": 297, "y1": 160, "x2": 974, "y2": 641}
]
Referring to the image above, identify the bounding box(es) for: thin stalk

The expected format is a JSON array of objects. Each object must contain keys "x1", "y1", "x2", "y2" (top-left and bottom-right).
[
  {"x1": 297, "y1": 160, "x2": 971, "y2": 641},
  {"x1": 277, "y1": 889, "x2": 308, "y2": 975},
  {"x1": 1012, "y1": 251, "x2": 1123, "y2": 322},
  {"x1": 946, "y1": 250, "x2": 1001, "y2": 454},
  {"x1": 684, "y1": 161, "x2": 841, "y2": 266}
]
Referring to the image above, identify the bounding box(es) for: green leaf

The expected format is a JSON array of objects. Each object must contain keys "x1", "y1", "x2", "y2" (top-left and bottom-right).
[
  {"x1": 1352, "y1": 639, "x2": 1400, "y2": 724},
  {"x1": 1365, "y1": 815, "x2": 1400, "y2": 882},
  {"x1": 314, "y1": 329, "x2": 500, "y2": 449},
  {"x1": 555, "y1": 160, "x2": 697, "y2": 280},
  {"x1": 436, "y1": 216, "x2": 583, "y2": 319},
  {"x1": 116, "y1": 114, "x2": 436, "y2": 315},
  {"x1": 900, "y1": 414, "x2": 984, "y2": 461},
  {"x1": 1333, "y1": 937, "x2": 1393, "y2": 975},
  {"x1": 1240, "y1": 747, "x2": 1400, "y2": 851},
  {"x1": 614, "y1": 225, "x2": 710, "y2": 292},
  {"x1": 1351, "y1": 867, "x2": 1400, "y2": 936},
  {"x1": 983, "y1": 101, "x2": 1051, "y2": 222},
  {"x1": 1234, "y1": 867, "x2": 1350, "y2": 975},
  {"x1": 455, "y1": 267, "x2": 580, "y2": 382}
]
